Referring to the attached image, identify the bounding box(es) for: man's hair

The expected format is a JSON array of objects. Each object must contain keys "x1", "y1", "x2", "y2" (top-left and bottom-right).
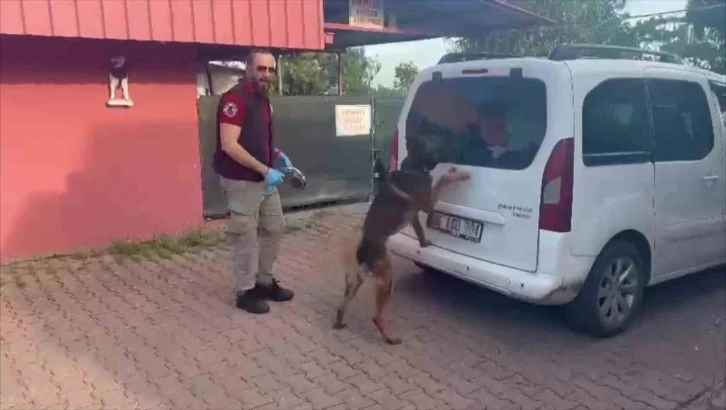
[{"x1": 245, "y1": 48, "x2": 274, "y2": 69}]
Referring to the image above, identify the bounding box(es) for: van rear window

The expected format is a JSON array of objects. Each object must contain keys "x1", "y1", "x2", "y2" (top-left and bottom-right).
[{"x1": 405, "y1": 76, "x2": 547, "y2": 170}]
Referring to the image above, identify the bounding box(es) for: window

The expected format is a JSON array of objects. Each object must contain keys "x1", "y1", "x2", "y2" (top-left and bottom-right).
[
  {"x1": 648, "y1": 79, "x2": 714, "y2": 162},
  {"x1": 405, "y1": 76, "x2": 547, "y2": 170},
  {"x1": 710, "y1": 81, "x2": 726, "y2": 113},
  {"x1": 582, "y1": 79, "x2": 652, "y2": 166},
  {"x1": 710, "y1": 81, "x2": 726, "y2": 131}
]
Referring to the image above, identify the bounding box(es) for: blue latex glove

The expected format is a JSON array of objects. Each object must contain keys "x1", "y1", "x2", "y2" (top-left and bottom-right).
[
  {"x1": 274, "y1": 152, "x2": 293, "y2": 171},
  {"x1": 264, "y1": 184, "x2": 277, "y2": 197},
  {"x1": 263, "y1": 168, "x2": 284, "y2": 197}
]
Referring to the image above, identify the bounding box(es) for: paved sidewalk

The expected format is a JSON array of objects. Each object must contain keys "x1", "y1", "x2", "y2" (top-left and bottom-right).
[{"x1": 1, "y1": 204, "x2": 725, "y2": 410}]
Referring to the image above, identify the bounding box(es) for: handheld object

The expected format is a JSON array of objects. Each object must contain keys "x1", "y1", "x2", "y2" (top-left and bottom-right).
[{"x1": 282, "y1": 167, "x2": 307, "y2": 191}]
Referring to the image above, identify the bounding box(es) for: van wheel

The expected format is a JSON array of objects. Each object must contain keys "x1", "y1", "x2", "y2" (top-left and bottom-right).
[{"x1": 566, "y1": 240, "x2": 646, "y2": 338}]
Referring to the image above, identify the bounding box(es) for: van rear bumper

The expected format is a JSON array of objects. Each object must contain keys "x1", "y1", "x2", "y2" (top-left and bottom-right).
[{"x1": 388, "y1": 232, "x2": 592, "y2": 305}]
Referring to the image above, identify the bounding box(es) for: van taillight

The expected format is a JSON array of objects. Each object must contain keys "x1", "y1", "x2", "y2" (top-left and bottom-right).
[
  {"x1": 388, "y1": 130, "x2": 399, "y2": 174},
  {"x1": 539, "y1": 138, "x2": 574, "y2": 232}
]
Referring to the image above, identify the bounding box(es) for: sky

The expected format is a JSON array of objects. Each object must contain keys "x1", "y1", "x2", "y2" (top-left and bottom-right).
[{"x1": 364, "y1": 0, "x2": 688, "y2": 88}]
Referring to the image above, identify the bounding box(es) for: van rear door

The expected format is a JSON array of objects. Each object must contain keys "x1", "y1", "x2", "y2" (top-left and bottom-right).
[{"x1": 396, "y1": 59, "x2": 573, "y2": 272}]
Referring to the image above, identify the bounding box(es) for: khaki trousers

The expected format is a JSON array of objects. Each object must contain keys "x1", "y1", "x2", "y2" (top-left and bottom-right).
[{"x1": 220, "y1": 177, "x2": 286, "y2": 293}]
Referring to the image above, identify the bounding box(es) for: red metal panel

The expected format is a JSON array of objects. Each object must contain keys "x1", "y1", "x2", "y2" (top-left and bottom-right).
[
  {"x1": 170, "y1": 0, "x2": 194, "y2": 42},
  {"x1": 192, "y1": 0, "x2": 214, "y2": 43},
  {"x1": 249, "y1": 0, "x2": 271, "y2": 46},
  {"x1": 22, "y1": 0, "x2": 52, "y2": 36},
  {"x1": 126, "y1": 0, "x2": 151, "y2": 41},
  {"x1": 101, "y1": 0, "x2": 128, "y2": 39},
  {"x1": 76, "y1": 0, "x2": 104, "y2": 38},
  {"x1": 285, "y1": 0, "x2": 305, "y2": 49},
  {"x1": 231, "y1": 0, "x2": 252, "y2": 45},
  {"x1": 148, "y1": 0, "x2": 173, "y2": 41},
  {"x1": 0, "y1": 0, "x2": 25, "y2": 35},
  {"x1": 212, "y1": 0, "x2": 234, "y2": 44},
  {"x1": 2, "y1": 0, "x2": 326, "y2": 50},
  {"x1": 269, "y1": 0, "x2": 288, "y2": 48},
  {"x1": 302, "y1": 0, "x2": 321, "y2": 50},
  {"x1": 48, "y1": 0, "x2": 77, "y2": 37}
]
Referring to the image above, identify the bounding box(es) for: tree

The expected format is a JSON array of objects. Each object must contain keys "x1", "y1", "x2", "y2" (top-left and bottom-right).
[
  {"x1": 632, "y1": 15, "x2": 725, "y2": 74},
  {"x1": 393, "y1": 61, "x2": 419, "y2": 93},
  {"x1": 450, "y1": 0, "x2": 724, "y2": 74},
  {"x1": 685, "y1": 0, "x2": 726, "y2": 40},
  {"x1": 280, "y1": 48, "x2": 381, "y2": 96},
  {"x1": 453, "y1": 0, "x2": 638, "y2": 56},
  {"x1": 280, "y1": 53, "x2": 329, "y2": 96},
  {"x1": 334, "y1": 48, "x2": 382, "y2": 95}
]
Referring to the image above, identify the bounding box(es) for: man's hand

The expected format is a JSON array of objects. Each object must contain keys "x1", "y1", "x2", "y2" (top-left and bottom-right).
[
  {"x1": 263, "y1": 168, "x2": 285, "y2": 197},
  {"x1": 274, "y1": 151, "x2": 293, "y2": 171}
]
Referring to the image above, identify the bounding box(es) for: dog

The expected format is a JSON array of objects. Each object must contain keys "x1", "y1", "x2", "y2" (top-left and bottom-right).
[{"x1": 333, "y1": 133, "x2": 470, "y2": 344}]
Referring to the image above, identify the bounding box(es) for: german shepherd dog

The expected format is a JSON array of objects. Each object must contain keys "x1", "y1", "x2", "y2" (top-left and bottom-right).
[{"x1": 333, "y1": 133, "x2": 470, "y2": 344}]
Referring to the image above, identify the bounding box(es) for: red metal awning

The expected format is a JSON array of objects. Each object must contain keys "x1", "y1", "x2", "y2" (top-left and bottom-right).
[
  {"x1": 0, "y1": 0, "x2": 555, "y2": 52},
  {"x1": 0, "y1": 0, "x2": 326, "y2": 50},
  {"x1": 323, "y1": 0, "x2": 556, "y2": 48}
]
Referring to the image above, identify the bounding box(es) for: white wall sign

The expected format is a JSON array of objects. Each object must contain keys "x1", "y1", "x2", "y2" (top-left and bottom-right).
[
  {"x1": 349, "y1": 0, "x2": 384, "y2": 29},
  {"x1": 335, "y1": 104, "x2": 372, "y2": 137}
]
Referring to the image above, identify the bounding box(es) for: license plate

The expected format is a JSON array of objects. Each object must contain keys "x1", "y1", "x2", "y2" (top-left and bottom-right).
[{"x1": 427, "y1": 212, "x2": 483, "y2": 243}]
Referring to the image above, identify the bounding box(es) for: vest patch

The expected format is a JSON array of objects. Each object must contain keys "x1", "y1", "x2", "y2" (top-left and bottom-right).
[{"x1": 222, "y1": 102, "x2": 238, "y2": 118}]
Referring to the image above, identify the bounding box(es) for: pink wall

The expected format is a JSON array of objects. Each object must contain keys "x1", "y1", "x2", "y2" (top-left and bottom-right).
[{"x1": 0, "y1": 35, "x2": 204, "y2": 262}]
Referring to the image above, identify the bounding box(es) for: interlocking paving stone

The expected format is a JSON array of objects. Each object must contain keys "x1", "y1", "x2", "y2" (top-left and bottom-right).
[{"x1": 1, "y1": 203, "x2": 724, "y2": 409}]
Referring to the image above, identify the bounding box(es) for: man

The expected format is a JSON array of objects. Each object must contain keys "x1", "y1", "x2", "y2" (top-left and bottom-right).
[{"x1": 213, "y1": 50, "x2": 294, "y2": 314}]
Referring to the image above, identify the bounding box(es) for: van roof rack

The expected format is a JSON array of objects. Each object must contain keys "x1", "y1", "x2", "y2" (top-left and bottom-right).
[
  {"x1": 438, "y1": 52, "x2": 523, "y2": 64},
  {"x1": 548, "y1": 44, "x2": 684, "y2": 64}
]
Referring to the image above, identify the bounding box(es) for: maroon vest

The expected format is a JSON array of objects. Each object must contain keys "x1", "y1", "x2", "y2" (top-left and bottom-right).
[{"x1": 213, "y1": 83, "x2": 274, "y2": 182}]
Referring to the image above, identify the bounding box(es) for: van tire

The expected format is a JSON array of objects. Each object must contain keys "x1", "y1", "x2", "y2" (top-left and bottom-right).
[{"x1": 566, "y1": 240, "x2": 646, "y2": 338}]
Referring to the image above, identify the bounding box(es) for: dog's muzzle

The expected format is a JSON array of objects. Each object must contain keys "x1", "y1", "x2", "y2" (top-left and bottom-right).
[{"x1": 282, "y1": 167, "x2": 307, "y2": 190}]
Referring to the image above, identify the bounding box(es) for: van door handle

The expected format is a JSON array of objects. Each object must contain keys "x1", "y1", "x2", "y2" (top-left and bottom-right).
[{"x1": 702, "y1": 175, "x2": 719, "y2": 182}]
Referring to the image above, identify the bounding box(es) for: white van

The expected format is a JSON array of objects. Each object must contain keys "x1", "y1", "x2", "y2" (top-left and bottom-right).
[{"x1": 386, "y1": 45, "x2": 726, "y2": 337}]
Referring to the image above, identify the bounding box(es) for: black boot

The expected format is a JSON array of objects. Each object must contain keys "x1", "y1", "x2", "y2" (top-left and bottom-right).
[
  {"x1": 255, "y1": 279, "x2": 294, "y2": 302},
  {"x1": 235, "y1": 288, "x2": 270, "y2": 314}
]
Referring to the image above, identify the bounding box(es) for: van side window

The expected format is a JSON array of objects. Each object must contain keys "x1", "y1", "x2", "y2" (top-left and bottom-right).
[
  {"x1": 647, "y1": 79, "x2": 714, "y2": 162},
  {"x1": 582, "y1": 78, "x2": 651, "y2": 166}
]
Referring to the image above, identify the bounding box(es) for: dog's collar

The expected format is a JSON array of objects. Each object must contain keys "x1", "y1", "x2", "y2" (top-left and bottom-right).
[{"x1": 393, "y1": 169, "x2": 433, "y2": 178}]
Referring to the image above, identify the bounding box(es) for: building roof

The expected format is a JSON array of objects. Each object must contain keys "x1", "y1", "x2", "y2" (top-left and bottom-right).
[
  {"x1": 323, "y1": 0, "x2": 556, "y2": 48},
  {"x1": 0, "y1": 0, "x2": 554, "y2": 51}
]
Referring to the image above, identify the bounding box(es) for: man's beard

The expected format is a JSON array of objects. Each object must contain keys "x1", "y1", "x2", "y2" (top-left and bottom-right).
[{"x1": 257, "y1": 80, "x2": 270, "y2": 96}]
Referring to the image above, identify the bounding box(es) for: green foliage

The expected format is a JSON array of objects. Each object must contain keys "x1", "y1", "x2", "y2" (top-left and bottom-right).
[
  {"x1": 454, "y1": 0, "x2": 638, "y2": 57},
  {"x1": 633, "y1": 16, "x2": 725, "y2": 74},
  {"x1": 337, "y1": 48, "x2": 382, "y2": 95},
  {"x1": 452, "y1": 0, "x2": 725, "y2": 75},
  {"x1": 685, "y1": 0, "x2": 726, "y2": 39},
  {"x1": 280, "y1": 53, "x2": 330, "y2": 96},
  {"x1": 393, "y1": 61, "x2": 419, "y2": 93},
  {"x1": 280, "y1": 48, "x2": 381, "y2": 96}
]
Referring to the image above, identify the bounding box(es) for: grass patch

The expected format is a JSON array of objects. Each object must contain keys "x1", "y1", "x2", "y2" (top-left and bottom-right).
[
  {"x1": 285, "y1": 210, "x2": 331, "y2": 233},
  {"x1": 108, "y1": 228, "x2": 226, "y2": 261},
  {"x1": 2, "y1": 208, "x2": 335, "y2": 267}
]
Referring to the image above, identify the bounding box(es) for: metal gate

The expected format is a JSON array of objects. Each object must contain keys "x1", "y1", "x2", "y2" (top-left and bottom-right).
[{"x1": 198, "y1": 95, "x2": 375, "y2": 218}]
